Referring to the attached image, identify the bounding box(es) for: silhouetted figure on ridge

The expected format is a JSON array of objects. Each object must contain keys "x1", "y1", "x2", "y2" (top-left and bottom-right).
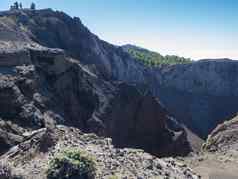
[
  {"x1": 14, "y1": 2, "x2": 19, "y2": 9},
  {"x1": 10, "y1": 2, "x2": 19, "y2": 10}
]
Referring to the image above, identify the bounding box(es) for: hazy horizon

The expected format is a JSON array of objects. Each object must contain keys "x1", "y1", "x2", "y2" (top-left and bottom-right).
[{"x1": 1, "y1": 0, "x2": 237, "y2": 60}]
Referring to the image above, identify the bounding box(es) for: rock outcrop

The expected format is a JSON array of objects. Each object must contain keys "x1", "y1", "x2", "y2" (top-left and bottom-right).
[
  {"x1": 0, "y1": 125, "x2": 200, "y2": 179},
  {"x1": 152, "y1": 60, "x2": 238, "y2": 138},
  {"x1": 2, "y1": 9, "x2": 237, "y2": 139},
  {"x1": 183, "y1": 115, "x2": 238, "y2": 178},
  {"x1": 202, "y1": 115, "x2": 238, "y2": 152},
  {"x1": 0, "y1": 16, "x2": 190, "y2": 157},
  {"x1": 0, "y1": 8, "x2": 151, "y2": 82}
]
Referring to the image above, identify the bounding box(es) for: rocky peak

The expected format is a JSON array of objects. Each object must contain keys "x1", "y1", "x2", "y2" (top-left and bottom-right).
[
  {"x1": 0, "y1": 8, "x2": 149, "y2": 82},
  {"x1": 2, "y1": 8, "x2": 237, "y2": 140},
  {"x1": 0, "y1": 41, "x2": 191, "y2": 157}
]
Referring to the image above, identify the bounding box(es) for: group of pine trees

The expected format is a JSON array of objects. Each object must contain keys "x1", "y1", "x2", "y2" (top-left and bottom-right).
[
  {"x1": 127, "y1": 48, "x2": 191, "y2": 67},
  {"x1": 10, "y1": 2, "x2": 36, "y2": 10}
]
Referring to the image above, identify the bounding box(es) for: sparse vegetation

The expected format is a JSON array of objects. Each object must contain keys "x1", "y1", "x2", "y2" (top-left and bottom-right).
[
  {"x1": 124, "y1": 45, "x2": 192, "y2": 66},
  {"x1": 107, "y1": 175, "x2": 120, "y2": 179},
  {"x1": 46, "y1": 148, "x2": 96, "y2": 179}
]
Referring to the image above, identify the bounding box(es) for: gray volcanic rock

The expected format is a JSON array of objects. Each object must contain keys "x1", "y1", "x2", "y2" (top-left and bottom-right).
[
  {"x1": 2, "y1": 9, "x2": 237, "y2": 139},
  {"x1": 151, "y1": 60, "x2": 238, "y2": 138},
  {"x1": 0, "y1": 36, "x2": 190, "y2": 157},
  {"x1": 184, "y1": 115, "x2": 238, "y2": 178},
  {"x1": 203, "y1": 115, "x2": 238, "y2": 152},
  {"x1": 0, "y1": 126, "x2": 200, "y2": 179},
  {"x1": 104, "y1": 83, "x2": 190, "y2": 156},
  {"x1": 0, "y1": 9, "x2": 148, "y2": 81}
]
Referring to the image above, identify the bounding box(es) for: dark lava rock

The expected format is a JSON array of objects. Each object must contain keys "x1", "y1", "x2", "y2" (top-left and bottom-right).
[
  {"x1": 2, "y1": 9, "x2": 238, "y2": 140},
  {"x1": 0, "y1": 44, "x2": 190, "y2": 157}
]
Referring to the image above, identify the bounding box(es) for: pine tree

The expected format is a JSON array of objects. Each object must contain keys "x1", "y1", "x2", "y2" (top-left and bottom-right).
[
  {"x1": 30, "y1": 2, "x2": 36, "y2": 10},
  {"x1": 14, "y1": 2, "x2": 19, "y2": 9}
]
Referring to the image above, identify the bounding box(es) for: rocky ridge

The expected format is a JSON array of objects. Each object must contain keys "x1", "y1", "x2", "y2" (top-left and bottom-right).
[
  {"x1": 0, "y1": 125, "x2": 200, "y2": 179},
  {"x1": 2, "y1": 8, "x2": 238, "y2": 138},
  {"x1": 0, "y1": 14, "x2": 190, "y2": 157},
  {"x1": 0, "y1": 7, "x2": 238, "y2": 179}
]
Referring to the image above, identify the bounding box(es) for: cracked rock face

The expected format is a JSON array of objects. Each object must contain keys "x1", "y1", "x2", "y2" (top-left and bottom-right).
[
  {"x1": 2, "y1": 9, "x2": 238, "y2": 139},
  {"x1": 2, "y1": 7, "x2": 238, "y2": 179},
  {"x1": 0, "y1": 42, "x2": 190, "y2": 157}
]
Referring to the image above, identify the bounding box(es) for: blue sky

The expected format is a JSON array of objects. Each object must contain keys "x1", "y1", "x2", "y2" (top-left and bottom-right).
[{"x1": 0, "y1": 0, "x2": 237, "y2": 60}]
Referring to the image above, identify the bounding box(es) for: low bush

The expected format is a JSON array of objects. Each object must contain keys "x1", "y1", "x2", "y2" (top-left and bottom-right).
[
  {"x1": 107, "y1": 175, "x2": 120, "y2": 179},
  {"x1": 47, "y1": 148, "x2": 96, "y2": 179}
]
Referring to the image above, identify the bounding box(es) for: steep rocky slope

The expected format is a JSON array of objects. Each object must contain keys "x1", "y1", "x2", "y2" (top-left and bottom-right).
[
  {"x1": 0, "y1": 125, "x2": 200, "y2": 179},
  {"x1": 2, "y1": 9, "x2": 237, "y2": 138},
  {"x1": 203, "y1": 114, "x2": 238, "y2": 152},
  {"x1": 152, "y1": 60, "x2": 238, "y2": 138},
  {"x1": 0, "y1": 10, "x2": 191, "y2": 158},
  {"x1": 0, "y1": 8, "x2": 147, "y2": 81},
  {"x1": 0, "y1": 7, "x2": 237, "y2": 178},
  {"x1": 183, "y1": 115, "x2": 238, "y2": 179}
]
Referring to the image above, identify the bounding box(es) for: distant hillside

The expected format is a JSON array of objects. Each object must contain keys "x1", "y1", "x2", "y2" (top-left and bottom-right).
[{"x1": 122, "y1": 44, "x2": 192, "y2": 66}]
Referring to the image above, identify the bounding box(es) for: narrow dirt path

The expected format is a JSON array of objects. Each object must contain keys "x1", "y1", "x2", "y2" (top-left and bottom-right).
[{"x1": 182, "y1": 151, "x2": 238, "y2": 179}]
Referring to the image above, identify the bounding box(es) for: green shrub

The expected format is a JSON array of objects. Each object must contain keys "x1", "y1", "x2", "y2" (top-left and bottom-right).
[
  {"x1": 46, "y1": 148, "x2": 96, "y2": 179},
  {"x1": 126, "y1": 46, "x2": 192, "y2": 66},
  {"x1": 107, "y1": 175, "x2": 120, "y2": 179}
]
